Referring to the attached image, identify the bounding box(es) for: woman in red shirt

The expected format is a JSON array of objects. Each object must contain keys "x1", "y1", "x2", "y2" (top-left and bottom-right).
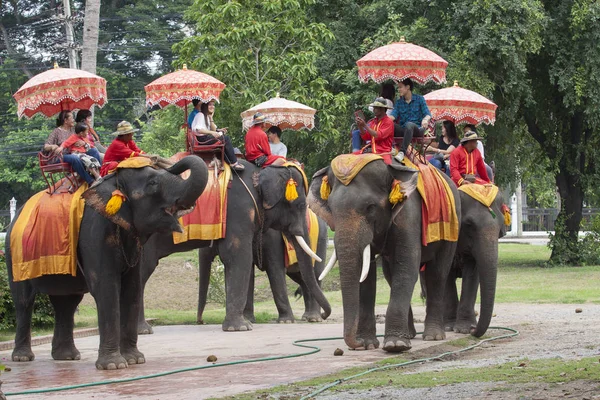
[{"x1": 100, "y1": 121, "x2": 148, "y2": 176}]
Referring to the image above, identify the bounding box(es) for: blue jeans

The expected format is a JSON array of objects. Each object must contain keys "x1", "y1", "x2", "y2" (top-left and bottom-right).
[
  {"x1": 63, "y1": 154, "x2": 94, "y2": 184},
  {"x1": 395, "y1": 122, "x2": 425, "y2": 153},
  {"x1": 430, "y1": 157, "x2": 452, "y2": 176},
  {"x1": 351, "y1": 129, "x2": 362, "y2": 152}
]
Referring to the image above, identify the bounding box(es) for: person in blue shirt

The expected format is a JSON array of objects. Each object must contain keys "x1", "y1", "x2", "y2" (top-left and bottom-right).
[
  {"x1": 187, "y1": 99, "x2": 201, "y2": 128},
  {"x1": 390, "y1": 78, "x2": 432, "y2": 159}
]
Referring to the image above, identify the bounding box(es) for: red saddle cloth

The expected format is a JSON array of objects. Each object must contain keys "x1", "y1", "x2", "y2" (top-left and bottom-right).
[{"x1": 171, "y1": 152, "x2": 231, "y2": 243}]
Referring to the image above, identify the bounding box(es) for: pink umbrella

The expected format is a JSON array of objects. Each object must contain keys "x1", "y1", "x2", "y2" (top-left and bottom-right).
[
  {"x1": 357, "y1": 37, "x2": 448, "y2": 85},
  {"x1": 424, "y1": 81, "x2": 498, "y2": 126},
  {"x1": 13, "y1": 63, "x2": 107, "y2": 119}
]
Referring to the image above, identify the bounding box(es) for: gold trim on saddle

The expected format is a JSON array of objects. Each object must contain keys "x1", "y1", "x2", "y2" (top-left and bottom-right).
[{"x1": 331, "y1": 154, "x2": 383, "y2": 186}]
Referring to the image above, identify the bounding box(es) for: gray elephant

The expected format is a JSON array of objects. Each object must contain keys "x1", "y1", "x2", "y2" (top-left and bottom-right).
[
  {"x1": 5, "y1": 156, "x2": 208, "y2": 369},
  {"x1": 443, "y1": 190, "x2": 507, "y2": 336},
  {"x1": 309, "y1": 155, "x2": 461, "y2": 352},
  {"x1": 197, "y1": 215, "x2": 328, "y2": 325},
  {"x1": 139, "y1": 161, "x2": 331, "y2": 333}
]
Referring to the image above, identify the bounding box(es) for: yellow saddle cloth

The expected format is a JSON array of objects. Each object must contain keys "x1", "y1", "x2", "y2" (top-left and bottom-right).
[
  {"x1": 331, "y1": 154, "x2": 383, "y2": 185},
  {"x1": 458, "y1": 184, "x2": 499, "y2": 207},
  {"x1": 10, "y1": 183, "x2": 87, "y2": 282},
  {"x1": 282, "y1": 209, "x2": 320, "y2": 268}
]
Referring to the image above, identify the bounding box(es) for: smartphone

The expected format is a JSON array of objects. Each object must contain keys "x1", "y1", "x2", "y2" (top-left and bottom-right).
[{"x1": 354, "y1": 110, "x2": 365, "y2": 122}]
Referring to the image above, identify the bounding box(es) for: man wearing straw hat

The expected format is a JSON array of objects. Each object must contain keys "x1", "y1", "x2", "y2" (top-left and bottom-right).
[
  {"x1": 244, "y1": 113, "x2": 286, "y2": 167},
  {"x1": 449, "y1": 130, "x2": 491, "y2": 187},
  {"x1": 100, "y1": 121, "x2": 148, "y2": 176},
  {"x1": 355, "y1": 97, "x2": 395, "y2": 164}
]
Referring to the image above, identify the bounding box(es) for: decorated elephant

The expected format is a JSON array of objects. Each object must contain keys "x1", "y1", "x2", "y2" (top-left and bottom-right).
[
  {"x1": 309, "y1": 154, "x2": 461, "y2": 352},
  {"x1": 443, "y1": 188, "x2": 508, "y2": 336},
  {"x1": 138, "y1": 160, "x2": 331, "y2": 333},
  {"x1": 196, "y1": 214, "x2": 328, "y2": 325},
  {"x1": 4, "y1": 156, "x2": 208, "y2": 370}
]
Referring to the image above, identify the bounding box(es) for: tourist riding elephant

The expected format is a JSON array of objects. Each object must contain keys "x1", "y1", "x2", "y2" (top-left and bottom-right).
[
  {"x1": 443, "y1": 190, "x2": 507, "y2": 336},
  {"x1": 196, "y1": 215, "x2": 329, "y2": 325},
  {"x1": 5, "y1": 156, "x2": 208, "y2": 370},
  {"x1": 309, "y1": 156, "x2": 461, "y2": 352},
  {"x1": 138, "y1": 160, "x2": 331, "y2": 333}
]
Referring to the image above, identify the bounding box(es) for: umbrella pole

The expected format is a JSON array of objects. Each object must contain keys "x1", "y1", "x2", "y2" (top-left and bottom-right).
[{"x1": 184, "y1": 100, "x2": 188, "y2": 128}]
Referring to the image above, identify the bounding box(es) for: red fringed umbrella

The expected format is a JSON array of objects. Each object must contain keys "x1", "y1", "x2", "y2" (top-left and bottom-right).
[
  {"x1": 357, "y1": 37, "x2": 448, "y2": 85},
  {"x1": 241, "y1": 93, "x2": 316, "y2": 131},
  {"x1": 424, "y1": 81, "x2": 498, "y2": 126},
  {"x1": 13, "y1": 63, "x2": 107, "y2": 119},
  {"x1": 144, "y1": 64, "x2": 225, "y2": 121}
]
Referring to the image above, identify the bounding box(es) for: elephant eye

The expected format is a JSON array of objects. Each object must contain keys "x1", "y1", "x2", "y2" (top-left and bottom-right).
[{"x1": 148, "y1": 179, "x2": 158, "y2": 186}]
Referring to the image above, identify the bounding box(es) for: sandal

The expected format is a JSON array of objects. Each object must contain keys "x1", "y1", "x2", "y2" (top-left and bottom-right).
[{"x1": 231, "y1": 162, "x2": 245, "y2": 171}]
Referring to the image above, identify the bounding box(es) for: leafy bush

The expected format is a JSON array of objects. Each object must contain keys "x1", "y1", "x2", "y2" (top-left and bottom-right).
[
  {"x1": 207, "y1": 257, "x2": 226, "y2": 306},
  {"x1": 0, "y1": 249, "x2": 55, "y2": 331},
  {"x1": 548, "y1": 214, "x2": 600, "y2": 266}
]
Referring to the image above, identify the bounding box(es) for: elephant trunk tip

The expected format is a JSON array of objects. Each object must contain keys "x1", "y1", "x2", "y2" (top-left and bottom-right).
[{"x1": 321, "y1": 308, "x2": 331, "y2": 321}]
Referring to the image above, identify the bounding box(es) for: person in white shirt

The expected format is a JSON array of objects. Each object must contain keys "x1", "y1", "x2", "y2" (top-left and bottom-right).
[
  {"x1": 191, "y1": 100, "x2": 244, "y2": 170},
  {"x1": 267, "y1": 126, "x2": 288, "y2": 158}
]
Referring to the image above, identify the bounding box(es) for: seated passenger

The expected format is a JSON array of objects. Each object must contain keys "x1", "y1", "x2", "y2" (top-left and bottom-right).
[
  {"x1": 390, "y1": 78, "x2": 432, "y2": 159},
  {"x1": 267, "y1": 126, "x2": 288, "y2": 157},
  {"x1": 245, "y1": 113, "x2": 286, "y2": 167},
  {"x1": 43, "y1": 110, "x2": 96, "y2": 185},
  {"x1": 463, "y1": 124, "x2": 493, "y2": 181},
  {"x1": 57, "y1": 122, "x2": 102, "y2": 181},
  {"x1": 355, "y1": 97, "x2": 395, "y2": 164},
  {"x1": 75, "y1": 109, "x2": 105, "y2": 155},
  {"x1": 191, "y1": 100, "x2": 244, "y2": 171},
  {"x1": 188, "y1": 99, "x2": 201, "y2": 128},
  {"x1": 449, "y1": 131, "x2": 491, "y2": 186},
  {"x1": 427, "y1": 121, "x2": 459, "y2": 174},
  {"x1": 100, "y1": 121, "x2": 148, "y2": 176},
  {"x1": 352, "y1": 83, "x2": 395, "y2": 152}
]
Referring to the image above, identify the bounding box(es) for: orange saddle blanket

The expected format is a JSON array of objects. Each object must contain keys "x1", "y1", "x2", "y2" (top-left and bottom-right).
[
  {"x1": 172, "y1": 155, "x2": 231, "y2": 243},
  {"x1": 10, "y1": 183, "x2": 87, "y2": 282},
  {"x1": 282, "y1": 209, "x2": 320, "y2": 268},
  {"x1": 404, "y1": 158, "x2": 459, "y2": 246}
]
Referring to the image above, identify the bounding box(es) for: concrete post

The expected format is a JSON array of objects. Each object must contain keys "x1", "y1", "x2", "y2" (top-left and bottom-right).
[
  {"x1": 10, "y1": 197, "x2": 16, "y2": 221},
  {"x1": 510, "y1": 193, "x2": 518, "y2": 236}
]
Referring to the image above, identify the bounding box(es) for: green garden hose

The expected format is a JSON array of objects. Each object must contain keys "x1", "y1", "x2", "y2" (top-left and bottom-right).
[{"x1": 4, "y1": 326, "x2": 518, "y2": 397}]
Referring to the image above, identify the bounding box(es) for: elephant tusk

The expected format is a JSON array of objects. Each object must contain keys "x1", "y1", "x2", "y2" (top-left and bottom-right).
[
  {"x1": 295, "y1": 235, "x2": 322, "y2": 263},
  {"x1": 319, "y1": 249, "x2": 337, "y2": 281},
  {"x1": 359, "y1": 245, "x2": 371, "y2": 283}
]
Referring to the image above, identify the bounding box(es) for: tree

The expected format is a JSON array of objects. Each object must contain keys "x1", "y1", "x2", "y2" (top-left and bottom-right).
[
  {"x1": 174, "y1": 0, "x2": 348, "y2": 175},
  {"x1": 81, "y1": 0, "x2": 100, "y2": 73}
]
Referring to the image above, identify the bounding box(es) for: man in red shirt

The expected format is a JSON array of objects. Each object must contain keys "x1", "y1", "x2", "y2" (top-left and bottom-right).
[
  {"x1": 449, "y1": 131, "x2": 491, "y2": 186},
  {"x1": 101, "y1": 121, "x2": 148, "y2": 176},
  {"x1": 244, "y1": 113, "x2": 286, "y2": 167},
  {"x1": 355, "y1": 97, "x2": 395, "y2": 164}
]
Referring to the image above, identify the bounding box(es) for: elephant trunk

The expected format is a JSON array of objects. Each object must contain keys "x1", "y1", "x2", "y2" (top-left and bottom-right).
[
  {"x1": 166, "y1": 156, "x2": 209, "y2": 209},
  {"x1": 335, "y1": 222, "x2": 373, "y2": 349},
  {"x1": 471, "y1": 233, "x2": 499, "y2": 338},
  {"x1": 290, "y1": 234, "x2": 331, "y2": 320}
]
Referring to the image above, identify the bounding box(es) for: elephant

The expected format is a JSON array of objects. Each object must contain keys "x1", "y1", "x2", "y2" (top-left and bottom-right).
[
  {"x1": 308, "y1": 157, "x2": 461, "y2": 352},
  {"x1": 196, "y1": 216, "x2": 329, "y2": 325},
  {"x1": 443, "y1": 190, "x2": 507, "y2": 336},
  {"x1": 4, "y1": 156, "x2": 208, "y2": 370},
  {"x1": 138, "y1": 160, "x2": 331, "y2": 333}
]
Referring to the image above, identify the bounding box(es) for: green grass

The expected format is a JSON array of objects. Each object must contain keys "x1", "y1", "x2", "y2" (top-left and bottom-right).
[{"x1": 215, "y1": 354, "x2": 600, "y2": 399}]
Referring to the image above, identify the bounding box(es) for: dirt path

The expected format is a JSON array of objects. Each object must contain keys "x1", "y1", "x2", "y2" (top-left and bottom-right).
[{"x1": 1, "y1": 303, "x2": 599, "y2": 399}]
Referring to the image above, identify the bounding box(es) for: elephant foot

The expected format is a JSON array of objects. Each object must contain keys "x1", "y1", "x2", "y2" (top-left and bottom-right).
[
  {"x1": 137, "y1": 320, "x2": 154, "y2": 335},
  {"x1": 348, "y1": 336, "x2": 379, "y2": 350},
  {"x1": 423, "y1": 326, "x2": 446, "y2": 341},
  {"x1": 301, "y1": 311, "x2": 322, "y2": 323},
  {"x1": 382, "y1": 336, "x2": 411, "y2": 352},
  {"x1": 51, "y1": 344, "x2": 81, "y2": 361},
  {"x1": 277, "y1": 315, "x2": 295, "y2": 324},
  {"x1": 12, "y1": 347, "x2": 35, "y2": 362},
  {"x1": 222, "y1": 316, "x2": 253, "y2": 332},
  {"x1": 121, "y1": 347, "x2": 146, "y2": 366},
  {"x1": 453, "y1": 318, "x2": 477, "y2": 334},
  {"x1": 444, "y1": 319, "x2": 456, "y2": 332},
  {"x1": 96, "y1": 352, "x2": 128, "y2": 370},
  {"x1": 243, "y1": 313, "x2": 256, "y2": 324}
]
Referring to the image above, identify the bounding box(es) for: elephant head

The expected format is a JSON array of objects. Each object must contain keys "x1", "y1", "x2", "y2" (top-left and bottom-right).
[
  {"x1": 308, "y1": 158, "x2": 419, "y2": 348},
  {"x1": 83, "y1": 156, "x2": 208, "y2": 241},
  {"x1": 257, "y1": 165, "x2": 331, "y2": 319}
]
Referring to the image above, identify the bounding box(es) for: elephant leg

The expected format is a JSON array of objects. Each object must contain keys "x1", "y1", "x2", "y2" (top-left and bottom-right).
[
  {"x1": 197, "y1": 246, "x2": 217, "y2": 324},
  {"x1": 444, "y1": 267, "x2": 460, "y2": 332},
  {"x1": 49, "y1": 294, "x2": 83, "y2": 360},
  {"x1": 138, "y1": 249, "x2": 158, "y2": 335},
  {"x1": 244, "y1": 267, "x2": 256, "y2": 323},
  {"x1": 357, "y1": 259, "x2": 379, "y2": 349},
  {"x1": 263, "y1": 232, "x2": 294, "y2": 323},
  {"x1": 422, "y1": 256, "x2": 451, "y2": 341},
  {"x1": 119, "y1": 265, "x2": 145, "y2": 366},
  {"x1": 289, "y1": 271, "x2": 321, "y2": 322},
  {"x1": 219, "y1": 238, "x2": 253, "y2": 331},
  {"x1": 10, "y1": 280, "x2": 36, "y2": 362},
  {"x1": 455, "y1": 256, "x2": 479, "y2": 334}
]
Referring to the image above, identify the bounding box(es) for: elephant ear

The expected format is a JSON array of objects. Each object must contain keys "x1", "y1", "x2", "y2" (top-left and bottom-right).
[
  {"x1": 387, "y1": 164, "x2": 419, "y2": 225},
  {"x1": 82, "y1": 174, "x2": 134, "y2": 231},
  {"x1": 258, "y1": 167, "x2": 287, "y2": 210},
  {"x1": 308, "y1": 167, "x2": 335, "y2": 231}
]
